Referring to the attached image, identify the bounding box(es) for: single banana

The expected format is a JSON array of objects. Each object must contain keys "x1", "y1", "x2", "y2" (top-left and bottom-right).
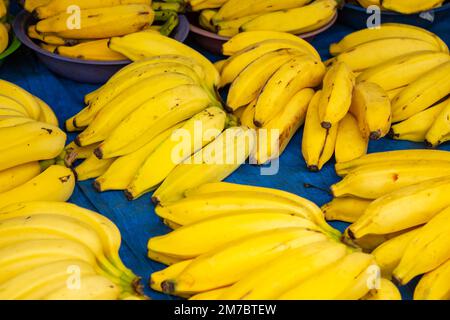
[
  {"x1": 125, "y1": 107, "x2": 226, "y2": 199},
  {"x1": 0, "y1": 162, "x2": 41, "y2": 193},
  {"x1": 222, "y1": 30, "x2": 320, "y2": 58},
  {"x1": 0, "y1": 80, "x2": 41, "y2": 120},
  {"x1": 34, "y1": 96, "x2": 59, "y2": 126},
  {"x1": 361, "y1": 278, "x2": 401, "y2": 300},
  {"x1": 215, "y1": 15, "x2": 260, "y2": 37},
  {"x1": 278, "y1": 252, "x2": 376, "y2": 300},
  {"x1": 161, "y1": 228, "x2": 327, "y2": 294},
  {"x1": 56, "y1": 39, "x2": 128, "y2": 61},
  {"x1": 414, "y1": 259, "x2": 450, "y2": 300},
  {"x1": 220, "y1": 240, "x2": 348, "y2": 300},
  {"x1": 27, "y1": 25, "x2": 73, "y2": 46},
  {"x1": 148, "y1": 212, "x2": 323, "y2": 259},
  {"x1": 425, "y1": 98, "x2": 450, "y2": 147},
  {"x1": 150, "y1": 260, "x2": 192, "y2": 293},
  {"x1": 75, "y1": 153, "x2": 116, "y2": 181},
  {"x1": 240, "y1": 0, "x2": 337, "y2": 34},
  {"x1": 190, "y1": 287, "x2": 229, "y2": 300},
  {"x1": 357, "y1": 51, "x2": 450, "y2": 91},
  {"x1": 152, "y1": 126, "x2": 256, "y2": 205},
  {"x1": 382, "y1": 0, "x2": 445, "y2": 14},
  {"x1": 390, "y1": 98, "x2": 449, "y2": 142},
  {"x1": 330, "y1": 23, "x2": 448, "y2": 56},
  {"x1": 391, "y1": 61, "x2": 450, "y2": 122},
  {"x1": 348, "y1": 176, "x2": 450, "y2": 239},
  {"x1": 393, "y1": 206, "x2": 450, "y2": 285},
  {"x1": 322, "y1": 197, "x2": 371, "y2": 223},
  {"x1": 318, "y1": 62, "x2": 355, "y2": 128},
  {"x1": 36, "y1": 4, "x2": 154, "y2": 39},
  {"x1": 356, "y1": 0, "x2": 380, "y2": 7},
  {"x1": 335, "y1": 149, "x2": 450, "y2": 177},
  {"x1": 372, "y1": 228, "x2": 422, "y2": 279},
  {"x1": 190, "y1": 0, "x2": 227, "y2": 11},
  {"x1": 349, "y1": 81, "x2": 391, "y2": 140},
  {"x1": 331, "y1": 160, "x2": 450, "y2": 199},
  {"x1": 0, "y1": 94, "x2": 31, "y2": 117},
  {"x1": 0, "y1": 165, "x2": 74, "y2": 209},
  {"x1": 301, "y1": 90, "x2": 338, "y2": 171},
  {"x1": 65, "y1": 141, "x2": 101, "y2": 163},
  {"x1": 334, "y1": 113, "x2": 368, "y2": 164},
  {"x1": 198, "y1": 9, "x2": 217, "y2": 32},
  {"x1": 0, "y1": 116, "x2": 34, "y2": 129},
  {"x1": 254, "y1": 55, "x2": 325, "y2": 127}
]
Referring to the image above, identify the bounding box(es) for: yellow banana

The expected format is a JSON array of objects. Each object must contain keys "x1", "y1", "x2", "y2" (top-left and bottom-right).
[
  {"x1": 393, "y1": 206, "x2": 450, "y2": 285},
  {"x1": 356, "y1": 0, "x2": 380, "y2": 7},
  {"x1": 152, "y1": 126, "x2": 256, "y2": 205},
  {"x1": 372, "y1": 228, "x2": 422, "y2": 279},
  {"x1": 150, "y1": 260, "x2": 192, "y2": 293},
  {"x1": 278, "y1": 252, "x2": 376, "y2": 300},
  {"x1": 301, "y1": 90, "x2": 338, "y2": 171},
  {"x1": 0, "y1": 94, "x2": 31, "y2": 117},
  {"x1": 65, "y1": 141, "x2": 101, "y2": 163},
  {"x1": 215, "y1": 15, "x2": 260, "y2": 37},
  {"x1": 190, "y1": 0, "x2": 227, "y2": 11},
  {"x1": 148, "y1": 212, "x2": 323, "y2": 259},
  {"x1": 390, "y1": 98, "x2": 449, "y2": 142},
  {"x1": 391, "y1": 61, "x2": 450, "y2": 122},
  {"x1": 74, "y1": 153, "x2": 115, "y2": 181},
  {"x1": 22, "y1": 0, "x2": 51, "y2": 12},
  {"x1": 362, "y1": 278, "x2": 401, "y2": 300},
  {"x1": 0, "y1": 121, "x2": 66, "y2": 171},
  {"x1": 0, "y1": 22, "x2": 8, "y2": 54},
  {"x1": 190, "y1": 287, "x2": 229, "y2": 300},
  {"x1": 220, "y1": 240, "x2": 348, "y2": 300},
  {"x1": 0, "y1": 80, "x2": 41, "y2": 120},
  {"x1": 414, "y1": 259, "x2": 450, "y2": 300},
  {"x1": 0, "y1": 162, "x2": 41, "y2": 193},
  {"x1": 349, "y1": 81, "x2": 391, "y2": 140},
  {"x1": 0, "y1": 116, "x2": 34, "y2": 128},
  {"x1": 56, "y1": 39, "x2": 127, "y2": 61},
  {"x1": 322, "y1": 197, "x2": 371, "y2": 223},
  {"x1": 36, "y1": 4, "x2": 154, "y2": 39},
  {"x1": 348, "y1": 176, "x2": 450, "y2": 239},
  {"x1": 382, "y1": 0, "x2": 445, "y2": 14},
  {"x1": 331, "y1": 160, "x2": 450, "y2": 200},
  {"x1": 335, "y1": 149, "x2": 450, "y2": 177},
  {"x1": 34, "y1": 96, "x2": 59, "y2": 126},
  {"x1": 27, "y1": 25, "x2": 73, "y2": 46},
  {"x1": 198, "y1": 9, "x2": 217, "y2": 32},
  {"x1": 240, "y1": 0, "x2": 337, "y2": 35},
  {"x1": 335, "y1": 113, "x2": 368, "y2": 163},
  {"x1": 425, "y1": 98, "x2": 450, "y2": 147},
  {"x1": 254, "y1": 55, "x2": 325, "y2": 127},
  {"x1": 161, "y1": 228, "x2": 327, "y2": 294}
]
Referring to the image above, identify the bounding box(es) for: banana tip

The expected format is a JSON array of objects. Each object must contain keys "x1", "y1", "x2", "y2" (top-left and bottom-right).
[
  {"x1": 161, "y1": 280, "x2": 176, "y2": 294},
  {"x1": 387, "y1": 128, "x2": 397, "y2": 139},
  {"x1": 92, "y1": 180, "x2": 102, "y2": 193},
  {"x1": 369, "y1": 130, "x2": 381, "y2": 140},
  {"x1": 124, "y1": 190, "x2": 134, "y2": 201},
  {"x1": 74, "y1": 136, "x2": 82, "y2": 147},
  {"x1": 307, "y1": 165, "x2": 319, "y2": 172},
  {"x1": 321, "y1": 122, "x2": 332, "y2": 129},
  {"x1": 93, "y1": 147, "x2": 103, "y2": 160},
  {"x1": 151, "y1": 196, "x2": 160, "y2": 205},
  {"x1": 253, "y1": 119, "x2": 263, "y2": 128},
  {"x1": 391, "y1": 275, "x2": 403, "y2": 286},
  {"x1": 347, "y1": 228, "x2": 356, "y2": 240},
  {"x1": 424, "y1": 140, "x2": 434, "y2": 148}
]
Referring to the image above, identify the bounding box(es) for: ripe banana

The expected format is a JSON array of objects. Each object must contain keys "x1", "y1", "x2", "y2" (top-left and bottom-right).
[
  {"x1": 108, "y1": 31, "x2": 220, "y2": 87},
  {"x1": 334, "y1": 113, "x2": 368, "y2": 163},
  {"x1": 372, "y1": 228, "x2": 422, "y2": 279},
  {"x1": 318, "y1": 62, "x2": 355, "y2": 128},
  {"x1": 0, "y1": 162, "x2": 41, "y2": 193},
  {"x1": 0, "y1": 116, "x2": 33, "y2": 128},
  {"x1": 335, "y1": 150, "x2": 450, "y2": 177},
  {"x1": 254, "y1": 55, "x2": 325, "y2": 127},
  {"x1": 390, "y1": 98, "x2": 449, "y2": 142},
  {"x1": 190, "y1": 287, "x2": 229, "y2": 300},
  {"x1": 65, "y1": 141, "x2": 101, "y2": 162},
  {"x1": 414, "y1": 259, "x2": 450, "y2": 300},
  {"x1": 36, "y1": 4, "x2": 154, "y2": 39},
  {"x1": 393, "y1": 206, "x2": 450, "y2": 285},
  {"x1": 330, "y1": 23, "x2": 448, "y2": 56},
  {"x1": 301, "y1": 90, "x2": 338, "y2": 171},
  {"x1": 222, "y1": 31, "x2": 320, "y2": 58},
  {"x1": 27, "y1": 25, "x2": 74, "y2": 46},
  {"x1": 94, "y1": 124, "x2": 184, "y2": 192},
  {"x1": 161, "y1": 228, "x2": 327, "y2": 294},
  {"x1": 349, "y1": 81, "x2": 391, "y2": 140},
  {"x1": 391, "y1": 61, "x2": 450, "y2": 122},
  {"x1": 56, "y1": 39, "x2": 128, "y2": 61},
  {"x1": 0, "y1": 165, "x2": 75, "y2": 209},
  {"x1": 0, "y1": 80, "x2": 41, "y2": 120},
  {"x1": 148, "y1": 212, "x2": 322, "y2": 259},
  {"x1": 215, "y1": 15, "x2": 260, "y2": 37},
  {"x1": 331, "y1": 160, "x2": 450, "y2": 199},
  {"x1": 0, "y1": 95, "x2": 31, "y2": 117},
  {"x1": 75, "y1": 153, "x2": 115, "y2": 181},
  {"x1": 322, "y1": 197, "x2": 371, "y2": 223},
  {"x1": 255, "y1": 88, "x2": 314, "y2": 164},
  {"x1": 382, "y1": 0, "x2": 445, "y2": 14},
  {"x1": 357, "y1": 51, "x2": 450, "y2": 91},
  {"x1": 425, "y1": 98, "x2": 450, "y2": 147},
  {"x1": 220, "y1": 240, "x2": 348, "y2": 300},
  {"x1": 362, "y1": 278, "x2": 401, "y2": 300},
  {"x1": 348, "y1": 176, "x2": 450, "y2": 239},
  {"x1": 75, "y1": 72, "x2": 195, "y2": 146},
  {"x1": 152, "y1": 126, "x2": 256, "y2": 205},
  {"x1": 226, "y1": 49, "x2": 296, "y2": 111},
  {"x1": 198, "y1": 9, "x2": 217, "y2": 32},
  {"x1": 150, "y1": 259, "x2": 192, "y2": 293},
  {"x1": 34, "y1": 96, "x2": 59, "y2": 126},
  {"x1": 22, "y1": 0, "x2": 51, "y2": 12},
  {"x1": 279, "y1": 252, "x2": 376, "y2": 300},
  {"x1": 240, "y1": 0, "x2": 337, "y2": 35},
  {"x1": 96, "y1": 84, "x2": 213, "y2": 158}
]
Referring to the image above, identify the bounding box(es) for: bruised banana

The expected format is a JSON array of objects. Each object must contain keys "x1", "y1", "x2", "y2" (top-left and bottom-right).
[{"x1": 362, "y1": 278, "x2": 402, "y2": 300}]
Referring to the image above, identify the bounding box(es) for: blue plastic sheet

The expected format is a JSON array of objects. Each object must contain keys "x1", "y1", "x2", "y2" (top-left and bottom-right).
[{"x1": 0, "y1": 13, "x2": 449, "y2": 299}]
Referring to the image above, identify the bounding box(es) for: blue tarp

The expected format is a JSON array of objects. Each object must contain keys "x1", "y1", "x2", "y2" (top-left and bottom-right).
[{"x1": 1, "y1": 7, "x2": 449, "y2": 299}]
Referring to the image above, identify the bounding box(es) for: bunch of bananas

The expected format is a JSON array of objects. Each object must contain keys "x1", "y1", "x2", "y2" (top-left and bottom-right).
[
  {"x1": 191, "y1": 0, "x2": 339, "y2": 37},
  {"x1": 352, "y1": 0, "x2": 447, "y2": 14},
  {"x1": 0, "y1": 0, "x2": 9, "y2": 55},
  {"x1": 0, "y1": 201, "x2": 143, "y2": 300},
  {"x1": 148, "y1": 182, "x2": 403, "y2": 300},
  {"x1": 66, "y1": 32, "x2": 256, "y2": 204},
  {"x1": 23, "y1": 0, "x2": 184, "y2": 61},
  {"x1": 0, "y1": 79, "x2": 78, "y2": 208},
  {"x1": 217, "y1": 31, "x2": 324, "y2": 164},
  {"x1": 322, "y1": 150, "x2": 450, "y2": 299}
]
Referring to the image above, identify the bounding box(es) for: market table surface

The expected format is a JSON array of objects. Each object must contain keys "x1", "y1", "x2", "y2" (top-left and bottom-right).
[{"x1": 1, "y1": 14, "x2": 449, "y2": 299}]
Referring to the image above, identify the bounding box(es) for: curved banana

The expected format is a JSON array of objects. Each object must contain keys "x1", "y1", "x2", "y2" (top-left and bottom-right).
[
  {"x1": 0, "y1": 80, "x2": 41, "y2": 120},
  {"x1": 362, "y1": 278, "x2": 401, "y2": 300},
  {"x1": 322, "y1": 197, "x2": 371, "y2": 223},
  {"x1": 216, "y1": 15, "x2": 260, "y2": 37},
  {"x1": 0, "y1": 94, "x2": 31, "y2": 117},
  {"x1": 0, "y1": 162, "x2": 41, "y2": 193},
  {"x1": 56, "y1": 39, "x2": 127, "y2": 61},
  {"x1": 381, "y1": 0, "x2": 445, "y2": 14},
  {"x1": 414, "y1": 259, "x2": 450, "y2": 300},
  {"x1": 348, "y1": 176, "x2": 450, "y2": 239},
  {"x1": 335, "y1": 113, "x2": 368, "y2": 163},
  {"x1": 190, "y1": 287, "x2": 229, "y2": 300},
  {"x1": 302, "y1": 90, "x2": 338, "y2": 171},
  {"x1": 393, "y1": 206, "x2": 450, "y2": 285},
  {"x1": 425, "y1": 98, "x2": 450, "y2": 147},
  {"x1": 34, "y1": 96, "x2": 59, "y2": 126},
  {"x1": 0, "y1": 116, "x2": 33, "y2": 128},
  {"x1": 150, "y1": 260, "x2": 192, "y2": 293},
  {"x1": 22, "y1": 0, "x2": 51, "y2": 12},
  {"x1": 75, "y1": 153, "x2": 115, "y2": 181}
]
